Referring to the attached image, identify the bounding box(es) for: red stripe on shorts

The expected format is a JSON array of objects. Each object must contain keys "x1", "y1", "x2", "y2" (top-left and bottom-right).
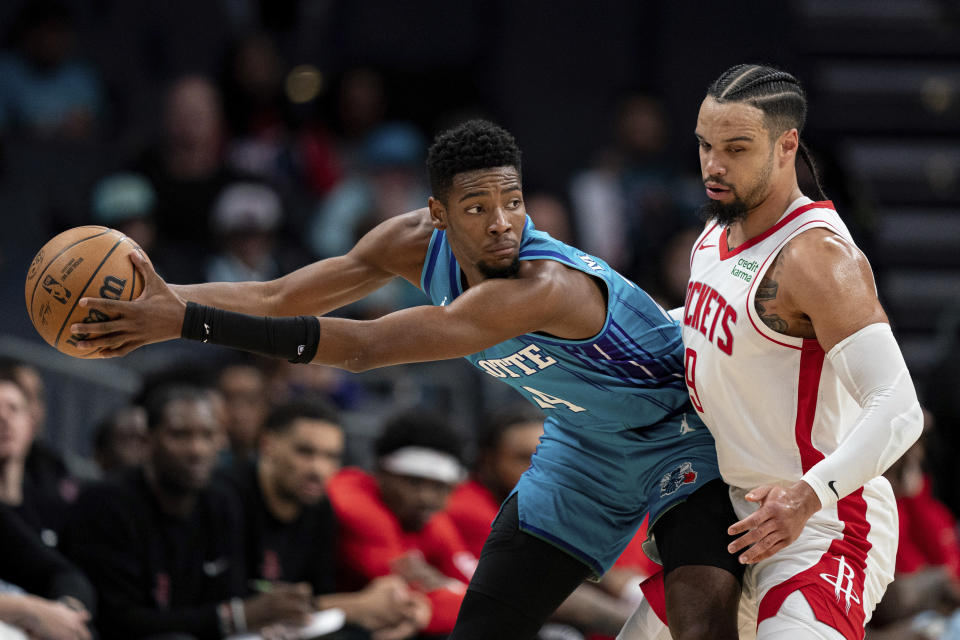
[{"x1": 758, "y1": 339, "x2": 872, "y2": 639}]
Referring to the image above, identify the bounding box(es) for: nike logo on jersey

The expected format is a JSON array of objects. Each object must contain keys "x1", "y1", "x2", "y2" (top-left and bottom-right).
[
  {"x1": 828, "y1": 480, "x2": 839, "y2": 499},
  {"x1": 698, "y1": 244, "x2": 716, "y2": 250}
]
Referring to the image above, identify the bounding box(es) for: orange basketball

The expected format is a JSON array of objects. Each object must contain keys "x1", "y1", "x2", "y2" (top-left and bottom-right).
[{"x1": 25, "y1": 226, "x2": 146, "y2": 358}]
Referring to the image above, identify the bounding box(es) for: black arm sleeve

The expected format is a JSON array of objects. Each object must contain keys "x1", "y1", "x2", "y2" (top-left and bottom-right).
[
  {"x1": 0, "y1": 504, "x2": 96, "y2": 612},
  {"x1": 182, "y1": 302, "x2": 320, "y2": 364}
]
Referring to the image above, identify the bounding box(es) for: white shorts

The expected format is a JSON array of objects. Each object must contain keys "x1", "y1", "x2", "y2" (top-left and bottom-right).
[
  {"x1": 0, "y1": 621, "x2": 27, "y2": 640},
  {"x1": 733, "y1": 476, "x2": 897, "y2": 639},
  {"x1": 617, "y1": 477, "x2": 897, "y2": 640}
]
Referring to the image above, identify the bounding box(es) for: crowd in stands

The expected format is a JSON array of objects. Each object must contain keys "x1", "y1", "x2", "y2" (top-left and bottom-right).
[
  {"x1": 0, "y1": 355, "x2": 662, "y2": 639},
  {"x1": 1, "y1": 1, "x2": 959, "y2": 638}
]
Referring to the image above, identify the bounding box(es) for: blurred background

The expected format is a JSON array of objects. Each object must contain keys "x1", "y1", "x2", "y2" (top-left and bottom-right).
[{"x1": 0, "y1": 0, "x2": 959, "y2": 501}]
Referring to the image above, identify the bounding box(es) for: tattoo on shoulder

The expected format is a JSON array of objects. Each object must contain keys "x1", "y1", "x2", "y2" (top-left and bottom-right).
[{"x1": 754, "y1": 255, "x2": 791, "y2": 333}]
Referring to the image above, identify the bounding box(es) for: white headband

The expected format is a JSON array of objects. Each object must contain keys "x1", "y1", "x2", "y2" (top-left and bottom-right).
[{"x1": 379, "y1": 446, "x2": 466, "y2": 484}]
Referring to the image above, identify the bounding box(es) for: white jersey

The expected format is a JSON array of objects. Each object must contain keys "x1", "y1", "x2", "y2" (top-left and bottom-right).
[
  {"x1": 678, "y1": 196, "x2": 897, "y2": 637},
  {"x1": 681, "y1": 196, "x2": 860, "y2": 490}
]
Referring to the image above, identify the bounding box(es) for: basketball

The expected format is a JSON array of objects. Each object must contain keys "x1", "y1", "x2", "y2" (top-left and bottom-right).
[{"x1": 25, "y1": 226, "x2": 146, "y2": 358}]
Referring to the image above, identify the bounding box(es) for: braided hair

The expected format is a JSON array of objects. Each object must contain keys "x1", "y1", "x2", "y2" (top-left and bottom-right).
[{"x1": 707, "y1": 64, "x2": 826, "y2": 200}]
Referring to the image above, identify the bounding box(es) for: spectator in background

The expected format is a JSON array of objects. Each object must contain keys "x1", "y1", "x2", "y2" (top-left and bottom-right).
[
  {"x1": 0, "y1": 374, "x2": 37, "y2": 519},
  {"x1": 333, "y1": 68, "x2": 388, "y2": 173},
  {"x1": 132, "y1": 75, "x2": 252, "y2": 282},
  {"x1": 92, "y1": 405, "x2": 149, "y2": 476},
  {"x1": 309, "y1": 122, "x2": 429, "y2": 258},
  {"x1": 446, "y1": 405, "x2": 544, "y2": 559},
  {"x1": 867, "y1": 409, "x2": 960, "y2": 639},
  {"x1": 568, "y1": 94, "x2": 700, "y2": 287},
  {"x1": 62, "y1": 385, "x2": 312, "y2": 640},
  {"x1": 648, "y1": 226, "x2": 702, "y2": 310},
  {"x1": 263, "y1": 359, "x2": 363, "y2": 411},
  {"x1": 0, "y1": 504, "x2": 94, "y2": 640},
  {"x1": 206, "y1": 182, "x2": 296, "y2": 283},
  {"x1": 222, "y1": 33, "x2": 342, "y2": 199},
  {"x1": 0, "y1": 369, "x2": 76, "y2": 548},
  {"x1": 327, "y1": 410, "x2": 476, "y2": 637},
  {"x1": 225, "y1": 398, "x2": 430, "y2": 639},
  {"x1": 0, "y1": 359, "x2": 96, "y2": 523},
  {"x1": 91, "y1": 172, "x2": 158, "y2": 255},
  {"x1": 309, "y1": 122, "x2": 430, "y2": 317},
  {"x1": 447, "y1": 406, "x2": 647, "y2": 639},
  {"x1": 0, "y1": 0, "x2": 103, "y2": 141},
  {"x1": 216, "y1": 362, "x2": 270, "y2": 466},
  {"x1": 524, "y1": 192, "x2": 574, "y2": 245}
]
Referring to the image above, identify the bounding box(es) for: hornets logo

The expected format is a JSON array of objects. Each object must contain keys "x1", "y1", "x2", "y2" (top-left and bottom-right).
[{"x1": 660, "y1": 461, "x2": 698, "y2": 497}]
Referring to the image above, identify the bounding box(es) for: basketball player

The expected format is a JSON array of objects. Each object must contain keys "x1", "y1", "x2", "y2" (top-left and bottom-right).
[
  {"x1": 622, "y1": 64, "x2": 924, "y2": 640},
  {"x1": 72, "y1": 119, "x2": 743, "y2": 639}
]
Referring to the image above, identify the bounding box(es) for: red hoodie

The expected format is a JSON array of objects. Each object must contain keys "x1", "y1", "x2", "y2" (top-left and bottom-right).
[{"x1": 327, "y1": 468, "x2": 476, "y2": 634}]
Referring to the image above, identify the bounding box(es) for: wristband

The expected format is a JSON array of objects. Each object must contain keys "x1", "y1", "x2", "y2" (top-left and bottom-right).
[{"x1": 181, "y1": 302, "x2": 320, "y2": 364}]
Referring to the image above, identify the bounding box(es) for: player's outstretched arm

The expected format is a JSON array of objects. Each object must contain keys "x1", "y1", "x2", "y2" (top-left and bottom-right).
[
  {"x1": 77, "y1": 259, "x2": 595, "y2": 369},
  {"x1": 169, "y1": 209, "x2": 433, "y2": 317},
  {"x1": 728, "y1": 230, "x2": 923, "y2": 564},
  {"x1": 70, "y1": 211, "x2": 435, "y2": 356}
]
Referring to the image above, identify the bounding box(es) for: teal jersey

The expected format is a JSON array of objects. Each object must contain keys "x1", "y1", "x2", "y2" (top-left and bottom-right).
[
  {"x1": 420, "y1": 217, "x2": 689, "y2": 432},
  {"x1": 419, "y1": 217, "x2": 719, "y2": 575}
]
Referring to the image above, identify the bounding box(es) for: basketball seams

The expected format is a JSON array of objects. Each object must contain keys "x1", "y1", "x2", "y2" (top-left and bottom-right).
[
  {"x1": 123, "y1": 237, "x2": 138, "y2": 301},
  {"x1": 53, "y1": 236, "x2": 125, "y2": 349},
  {"x1": 28, "y1": 227, "x2": 112, "y2": 316}
]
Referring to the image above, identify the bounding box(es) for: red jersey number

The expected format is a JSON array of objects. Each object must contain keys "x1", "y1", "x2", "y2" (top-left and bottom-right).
[{"x1": 685, "y1": 347, "x2": 705, "y2": 413}]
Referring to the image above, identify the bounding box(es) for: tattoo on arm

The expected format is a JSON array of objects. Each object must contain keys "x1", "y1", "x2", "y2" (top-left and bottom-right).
[{"x1": 755, "y1": 271, "x2": 790, "y2": 333}]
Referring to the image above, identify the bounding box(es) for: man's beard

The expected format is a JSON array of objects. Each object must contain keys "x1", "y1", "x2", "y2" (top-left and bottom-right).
[
  {"x1": 477, "y1": 256, "x2": 520, "y2": 279},
  {"x1": 698, "y1": 198, "x2": 750, "y2": 227}
]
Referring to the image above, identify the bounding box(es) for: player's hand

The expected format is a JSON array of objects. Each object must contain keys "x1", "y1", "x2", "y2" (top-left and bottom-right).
[
  {"x1": 344, "y1": 575, "x2": 412, "y2": 629},
  {"x1": 372, "y1": 591, "x2": 431, "y2": 640},
  {"x1": 727, "y1": 481, "x2": 821, "y2": 564},
  {"x1": 15, "y1": 595, "x2": 91, "y2": 640},
  {"x1": 70, "y1": 251, "x2": 186, "y2": 357},
  {"x1": 243, "y1": 582, "x2": 314, "y2": 630}
]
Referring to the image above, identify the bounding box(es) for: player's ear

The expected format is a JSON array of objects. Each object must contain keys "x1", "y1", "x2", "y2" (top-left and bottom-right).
[
  {"x1": 428, "y1": 197, "x2": 447, "y2": 230},
  {"x1": 779, "y1": 128, "x2": 799, "y2": 159}
]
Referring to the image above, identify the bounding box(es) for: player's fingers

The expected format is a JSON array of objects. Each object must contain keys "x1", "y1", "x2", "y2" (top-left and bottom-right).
[
  {"x1": 90, "y1": 340, "x2": 140, "y2": 358},
  {"x1": 74, "y1": 332, "x2": 128, "y2": 349},
  {"x1": 77, "y1": 296, "x2": 129, "y2": 315},
  {"x1": 739, "y1": 532, "x2": 787, "y2": 564},
  {"x1": 129, "y1": 249, "x2": 159, "y2": 288},
  {"x1": 727, "y1": 508, "x2": 766, "y2": 535},
  {"x1": 745, "y1": 484, "x2": 775, "y2": 503},
  {"x1": 69, "y1": 317, "x2": 129, "y2": 336},
  {"x1": 727, "y1": 531, "x2": 758, "y2": 555}
]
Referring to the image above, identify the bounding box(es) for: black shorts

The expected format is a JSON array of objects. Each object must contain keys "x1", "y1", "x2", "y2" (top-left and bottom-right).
[{"x1": 652, "y1": 478, "x2": 744, "y2": 581}]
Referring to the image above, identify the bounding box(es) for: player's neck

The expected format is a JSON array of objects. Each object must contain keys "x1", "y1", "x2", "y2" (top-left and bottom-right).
[{"x1": 726, "y1": 181, "x2": 803, "y2": 249}]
